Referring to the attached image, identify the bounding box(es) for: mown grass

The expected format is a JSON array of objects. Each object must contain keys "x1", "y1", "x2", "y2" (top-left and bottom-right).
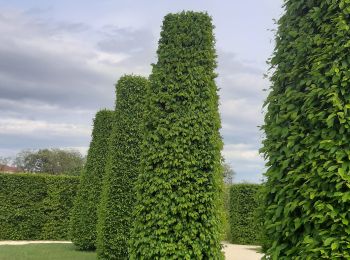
[{"x1": 0, "y1": 243, "x2": 96, "y2": 260}]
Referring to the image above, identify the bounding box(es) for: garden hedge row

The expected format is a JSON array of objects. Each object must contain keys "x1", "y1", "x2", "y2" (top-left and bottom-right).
[
  {"x1": 130, "y1": 12, "x2": 224, "y2": 259},
  {"x1": 229, "y1": 184, "x2": 262, "y2": 245},
  {"x1": 70, "y1": 109, "x2": 114, "y2": 250},
  {"x1": 0, "y1": 173, "x2": 79, "y2": 240}
]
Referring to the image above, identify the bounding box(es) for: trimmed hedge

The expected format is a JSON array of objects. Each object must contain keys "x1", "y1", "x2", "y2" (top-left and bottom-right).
[
  {"x1": 229, "y1": 184, "x2": 261, "y2": 245},
  {"x1": 70, "y1": 109, "x2": 114, "y2": 250},
  {"x1": 129, "y1": 12, "x2": 224, "y2": 259},
  {"x1": 262, "y1": 1, "x2": 350, "y2": 258},
  {"x1": 97, "y1": 75, "x2": 148, "y2": 259},
  {"x1": 0, "y1": 173, "x2": 79, "y2": 240},
  {"x1": 220, "y1": 184, "x2": 232, "y2": 242}
]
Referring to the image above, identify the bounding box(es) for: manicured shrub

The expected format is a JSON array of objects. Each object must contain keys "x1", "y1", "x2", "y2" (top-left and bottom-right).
[
  {"x1": 129, "y1": 12, "x2": 224, "y2": 259},
  {"x1": 0, "y1": 173, "x2": 79, "y2": 240},
  {"x1": 97, "y1": 75, "x2": 148, "y2": 259},
  {"x1": 220, "y1": 184, "x2": 232, "y2": 242},
  {"x1": 256, "y1": 185, "x2": 273, "y2": 253},
  {"x1": 70, "y1": 110, "x2": 114, "y2": 250},
  {"x1": 262, "y1": 1, "x2": 350, "y2": 258},
  {"x1": 229, "y1": 184, "x2": 261, "y2": 245}
]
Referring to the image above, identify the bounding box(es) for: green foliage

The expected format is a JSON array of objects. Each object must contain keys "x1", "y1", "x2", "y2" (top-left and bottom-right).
[
  {"x1": 220, "y1": 184, "x2": 232, "y2": 241},
  {"x1": 229, "y1": 184, "x2": 261, "y2": 245},
  {"x1": 70, "y1": 110, "x2": 114, "y2": 250},
  {"x1": 97, "y1": 75, "x2": 148, "y2": 259},
  {"x1": 42, "y1": 176, "x2": 80, "y2": 239},
  {"x1": 262, "y1": 1, "x2": 350, "y2": 258},
  {"x1": 255, "y1": 184, "x2": 272, "y2": 253},
  {"x1": 129, "y1": 12, "x2": 224, "y2": 259},
  {"x1": 0, "y1": 173, "x2": 79, "y2": 240},
  {"x1": 14, "y1": 148, "x2": 85, "y2": 175}
]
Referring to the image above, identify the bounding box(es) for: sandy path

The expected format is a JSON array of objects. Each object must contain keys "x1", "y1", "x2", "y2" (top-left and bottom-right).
[
  {"x1": 0, "y1": 240, "x2": 264, "y2": 259},
  {"x1": 222, "y1": 242, "x2": 264, "y2": 260}
]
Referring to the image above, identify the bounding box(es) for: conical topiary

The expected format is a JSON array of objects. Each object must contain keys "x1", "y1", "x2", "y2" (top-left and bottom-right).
[
  {"x1": 70, "y1": 109, "x2": 114, "y2": 250},
  {"x1": 97, "y1": 75, "x2": 148, "y2": 259},
  {"x1": 130, "y1": 11, "x2": 224, "y2": 259}
]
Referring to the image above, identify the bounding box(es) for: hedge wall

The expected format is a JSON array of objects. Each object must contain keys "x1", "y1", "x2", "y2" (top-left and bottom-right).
[
  {"x1": 0, "y1": 173, "x2": 79, "y2": 240},
  {"x1": 129, "y1": 12, "x2": 224, "y2": 259},
  {"x1": 262, "y1": 1, "x2": 350, "y2": 258},
  {"x1": 70, "y1": 109, "x2": 114, "y2": 250},
  {"x1": 229, "y1": 184, "x2": 262, "y2": 245}
]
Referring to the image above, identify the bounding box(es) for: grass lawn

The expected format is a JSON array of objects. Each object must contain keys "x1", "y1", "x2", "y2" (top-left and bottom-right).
[{"x1": 0, "y1": 243, "x2": 96, "y2": 260}]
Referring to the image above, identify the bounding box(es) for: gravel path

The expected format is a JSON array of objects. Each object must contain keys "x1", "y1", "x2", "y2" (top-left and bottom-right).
[
  {"x1": 0, "y1": 240, "x2": 264, "y2": 259},
  {"x1": 222, "y1": 242, "x2": 264, "y2": 260}
]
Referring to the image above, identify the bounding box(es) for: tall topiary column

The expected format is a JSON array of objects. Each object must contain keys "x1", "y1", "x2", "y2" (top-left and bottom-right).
[
  {"x1": 262, "y1": 1, "x2": 350, "y2": 258},
  {"x1": 130, "y1": 12, "x2": 224, "y2": 259},
  {"x1": 97, "y1": 75, "x2": 148, "y2": 259},
  {"x1": 70, "y1": 109, "x2": 114, "y2": 250}
]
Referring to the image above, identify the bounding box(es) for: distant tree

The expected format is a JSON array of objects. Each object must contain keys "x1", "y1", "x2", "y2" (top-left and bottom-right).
[
  {"x1": 14, "y1": 149, "x2": 85, "y2": 175},
  {"x1": 0, "y1": 156, "x2": 12, "y2": 171},
  {"x1": 14, "y1": 150, "x2": 34, "y2": 172},
  {"x1": 222, "y1": 162, "x2": 235, "y2": 184}
]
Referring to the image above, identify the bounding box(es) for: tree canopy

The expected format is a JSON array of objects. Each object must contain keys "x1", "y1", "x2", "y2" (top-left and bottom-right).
[{"x1": 14, "y1": 149, "x2": 85, "y2": 175}]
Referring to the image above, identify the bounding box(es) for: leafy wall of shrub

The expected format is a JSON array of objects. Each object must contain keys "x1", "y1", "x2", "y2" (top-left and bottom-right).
[
  {"x1": 229, "y1": 184, "x2": 262, "y2": 245},
  {"x1": 70, "y1": 109, "x2": 114, "y2": 250},
  {"x1": 262, "y1": 1, "x2": 350, "y2": 258},
  {"x1": 220, "y1": 184, "x2": 232, "y2": 242},
  {"x1": 0, "y1": 173, "x2": 79, "y2": 240},
  {"x1": 129, "y1": 12, "x2": 224, "y2": 259},
  {"x1": 97, "y1": 75, "x2": 148, "y2": 260}
]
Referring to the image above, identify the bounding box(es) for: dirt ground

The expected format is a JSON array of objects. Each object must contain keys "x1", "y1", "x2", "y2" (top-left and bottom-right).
[{"x1": 0, "y1": 240, "x2": 264, "y2": 259}]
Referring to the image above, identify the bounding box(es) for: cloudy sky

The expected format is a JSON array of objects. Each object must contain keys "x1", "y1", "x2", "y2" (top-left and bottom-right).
[{"x1": 0, "y1": 0, "x2": 283, "y2": 182}]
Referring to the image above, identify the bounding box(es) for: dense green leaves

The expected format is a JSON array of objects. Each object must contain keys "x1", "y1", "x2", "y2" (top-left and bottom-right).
[
  {"x1": 97, "y1": 75, "x2": 148, "y2": 260},
  {"x1": 129, "y1": 12, "x2": 224, "y2": 259},
  {"x1": 229, "y1": 184, "x2": 262, "y2": 245},
  {"x1": 262, "y1": 0, "x2": 350, "y2": 258},
  {"x1": 70, "y1": 110, "x2": 114, "y2": 250},
  {"x1": 0, "y1": 173, "x2": 78, "y2": 240}
]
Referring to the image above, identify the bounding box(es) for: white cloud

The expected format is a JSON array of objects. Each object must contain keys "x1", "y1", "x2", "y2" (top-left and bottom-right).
[
  {"x1": 61, "y1": 146, "x2": 89, "y2": 156},
  {"x1": 222, "y1": 143, "x2": 265, "y2": 183},
  {"x1": 220, "y1": 98, "x2": 263, "y2": 126},
  {"x1": 0, "y1": 9, "x2": 153, "y2": 110},
  {"x1": 0, "y1": 98, "x2": 93, "y2": 115},
  {"x1": 219, "y1": 72, "x2": 267, "y2": 99},
  {"x1": 223, "y1": 143, "x2": 262, "y2": 162},
  {"x1": 0, "y1": 118, "x2": 91, "y2": 137}
]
